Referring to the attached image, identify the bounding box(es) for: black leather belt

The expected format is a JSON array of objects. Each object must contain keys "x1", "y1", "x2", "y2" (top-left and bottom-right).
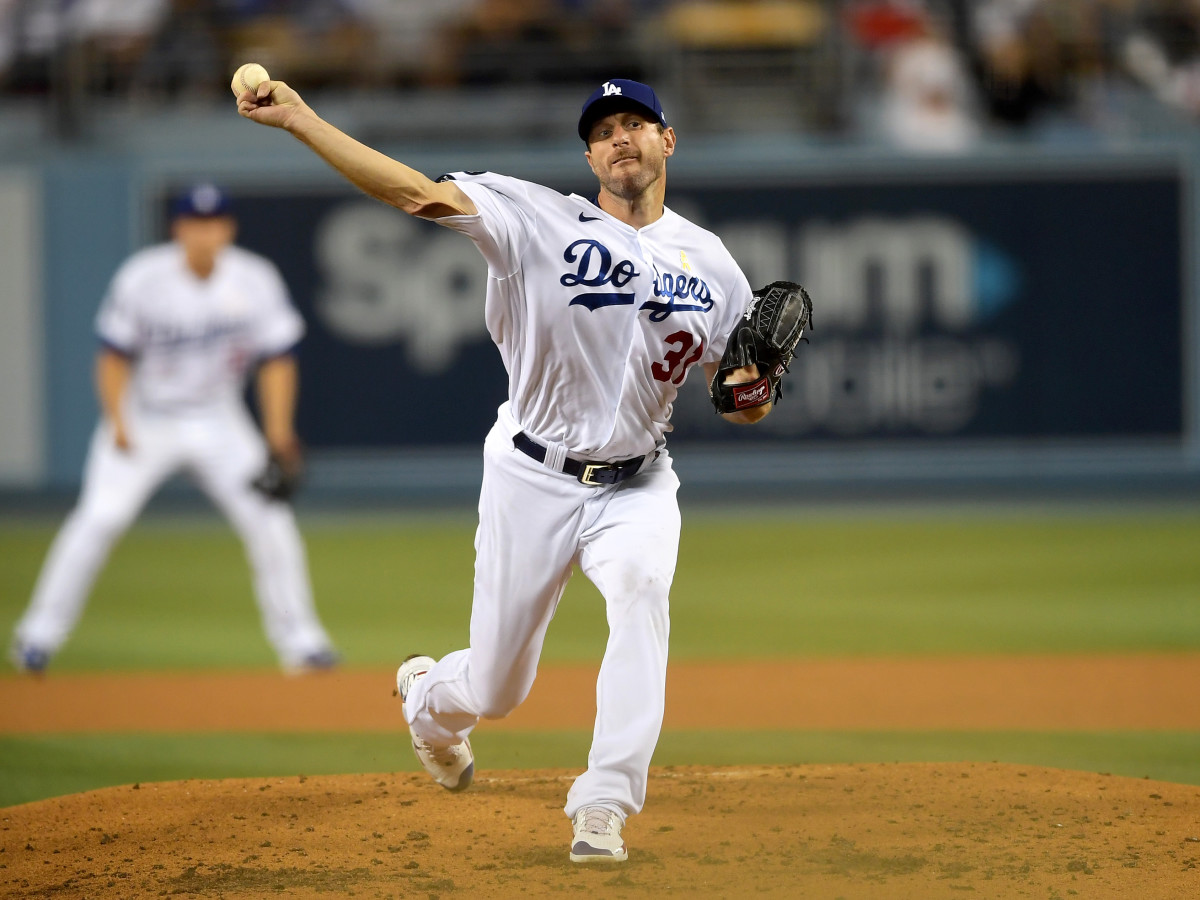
[{"x1": 513, "y1": 432, "x2": 650, "y2": 486}]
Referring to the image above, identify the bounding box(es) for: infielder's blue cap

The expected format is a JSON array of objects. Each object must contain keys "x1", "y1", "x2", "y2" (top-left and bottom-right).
[
  {"x1": 578, "y1": 79, "x2": 668, "y2": 142},
  {"x1": 171, "y1": 182, "x2": 233, "y2": 218}
]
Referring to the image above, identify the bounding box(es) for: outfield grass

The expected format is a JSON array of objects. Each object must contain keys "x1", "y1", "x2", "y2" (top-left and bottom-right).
[
  {"x1": 2, "y1": 502, "x2": 1198, "y2": 805},
  {"x1": 3, "y1": 505, "x2": 1198, "y2": 669}
]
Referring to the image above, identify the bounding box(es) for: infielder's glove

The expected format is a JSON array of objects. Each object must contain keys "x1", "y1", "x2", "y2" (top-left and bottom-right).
[
  {"x1": 709, "y1": 280, "x2": 813, "y2": 414},
  {"x1": 251, "y1": 453, "x2": 303, "y2": 502}
]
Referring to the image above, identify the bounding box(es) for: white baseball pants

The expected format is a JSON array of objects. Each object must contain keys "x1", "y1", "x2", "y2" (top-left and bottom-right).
[
  {"x1": 403, "y1": 418, "x2": 681, "y2": 821},
  {"x1": 13, "y1": 402, "x2": 333, "y2": 669}
]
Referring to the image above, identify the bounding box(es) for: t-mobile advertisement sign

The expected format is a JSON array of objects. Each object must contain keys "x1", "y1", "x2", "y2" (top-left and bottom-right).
[{"x1": 226, "y1": 165, "x2": 1184, "y2": 448}]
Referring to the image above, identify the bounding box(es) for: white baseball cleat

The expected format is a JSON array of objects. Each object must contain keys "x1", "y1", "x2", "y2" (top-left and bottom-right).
[
  {"x1": 569, "y1": 807, "x2": 628, "y2": 863},
  {"x1": 396, "y1": 655, "x2": 474, "y2": 792},
  {"x1": 395, "y1": 654, "x2": 436, "y2": 700}
]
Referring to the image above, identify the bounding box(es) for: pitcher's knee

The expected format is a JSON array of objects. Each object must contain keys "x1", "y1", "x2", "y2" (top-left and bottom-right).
[
  {"x1": 468, "y1": 672, "x2": 535, "y2": 719},
  {"x1": 609, "y1": 567, "x2": 672, "y2": 615},
  {"x1": 475, "y1": 688, "x2": 525, "y2": 720}
]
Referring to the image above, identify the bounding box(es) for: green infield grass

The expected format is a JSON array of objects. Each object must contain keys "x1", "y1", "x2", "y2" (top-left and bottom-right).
[
  {"x1": 2, "y1": 502, "x2": 1198, "y2": 805},
  {"x1": 3, "y1": 730, "x2": 1198, "y2": 809}
]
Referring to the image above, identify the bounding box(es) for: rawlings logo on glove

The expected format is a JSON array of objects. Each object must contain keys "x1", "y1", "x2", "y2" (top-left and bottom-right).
[
  {"x1": 731, "y1": 380, "x2": 772, "y2": 409},
  {"x1": 709, "y1": 280, "x2": 813, "y2": 415}
]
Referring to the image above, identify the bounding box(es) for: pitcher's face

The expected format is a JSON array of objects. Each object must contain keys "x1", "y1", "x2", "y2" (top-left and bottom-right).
[{"x1": 585, "y1": 112, "x2": 676, "y2": 202}]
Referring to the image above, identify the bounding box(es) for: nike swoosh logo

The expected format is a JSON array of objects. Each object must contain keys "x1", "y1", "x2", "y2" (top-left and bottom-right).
[{"x1": 578, "y1": 212, "x2": 602, "y2": 222}]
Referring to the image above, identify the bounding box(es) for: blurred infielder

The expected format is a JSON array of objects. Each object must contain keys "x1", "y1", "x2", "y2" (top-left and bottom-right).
[
  {"x1": 236, "y1": 75, "x2": 810, "y2": 861},
  {"x1": 9, "y1": 183, "x2": 340, "y2": 674}
]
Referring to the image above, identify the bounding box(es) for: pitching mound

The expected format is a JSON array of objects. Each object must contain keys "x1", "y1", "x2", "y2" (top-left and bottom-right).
[{"x1": 3, "y1": 763, "x2": 1197, "y2": 899}]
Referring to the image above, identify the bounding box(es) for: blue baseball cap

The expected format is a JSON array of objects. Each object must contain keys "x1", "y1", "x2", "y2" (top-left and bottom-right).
[
  {"x1": 578, "y1": 79, "x2": 668, "y2": 142},
  {"x1": 171, "y1": 182, "x2": 233, "y2": 218}
]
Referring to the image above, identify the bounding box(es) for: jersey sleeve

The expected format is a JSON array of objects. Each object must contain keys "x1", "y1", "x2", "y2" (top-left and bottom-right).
[
  {"x1": 94, "y1": 261, "x2": 143, "y2": 355},
  {"x1": 702, "y1": 258, "x2": 755, "y2": 364},
  {"x1": 250, "y1": 259, "x2": 305, "y2": 357},
  {"x1": 432, "y1": 172, "x2": 538, "y2": 278}
]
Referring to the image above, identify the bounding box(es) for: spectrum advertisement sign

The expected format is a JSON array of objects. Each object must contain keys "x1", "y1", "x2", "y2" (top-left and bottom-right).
[{"x1": 227, "y1": 166, "x2": 1183, "y2": 448}]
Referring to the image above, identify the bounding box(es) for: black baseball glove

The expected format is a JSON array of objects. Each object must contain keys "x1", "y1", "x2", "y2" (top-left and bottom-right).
[
  {"x1": 709, "y1": 280, "x2": 813, "y2": 414},
  {"x1": 251, "y1": 452, "x2": 303, "y2": 502}
]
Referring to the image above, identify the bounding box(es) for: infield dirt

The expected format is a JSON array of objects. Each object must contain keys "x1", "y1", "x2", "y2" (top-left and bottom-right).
[{"x1": 2, "y1": 655, "x2": 1199, "y2": 898}]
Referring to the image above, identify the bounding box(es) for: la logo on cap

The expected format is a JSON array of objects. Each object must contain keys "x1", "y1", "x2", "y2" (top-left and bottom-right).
[
  {"x1": 602, "y1": 82, "x2": 622, "y2": 97},
  {"x1": 191, "y1": 184, "x2": 223, "y2": 215}
]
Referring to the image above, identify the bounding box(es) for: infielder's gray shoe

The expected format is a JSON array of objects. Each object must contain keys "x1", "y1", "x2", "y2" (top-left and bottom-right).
[
  {"x1": 281, "y1": 646, "x2": 341, "y2": 675},
  {"x1": 396, "y1": 655, "x2": 474, "y2": 792},
  {"x1": 8, "y1": 640, "x2": 50, "y2": 674},
  {"x1": 299, "y1": 647, "x2": 341, "y2": 671},
  {"x1": 569, "y1": 807, "x2": 628, "y2": 863}
]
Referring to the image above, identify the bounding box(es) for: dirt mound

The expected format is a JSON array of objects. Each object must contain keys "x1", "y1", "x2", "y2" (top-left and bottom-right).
[{"x1": 3, "y1": 763, "x2": 1198, "y2": 899}]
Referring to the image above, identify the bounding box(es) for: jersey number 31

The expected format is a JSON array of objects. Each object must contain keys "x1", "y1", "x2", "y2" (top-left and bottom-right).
[{"x1": 652, "y1": 330, "x2": 705, "y2": 385}]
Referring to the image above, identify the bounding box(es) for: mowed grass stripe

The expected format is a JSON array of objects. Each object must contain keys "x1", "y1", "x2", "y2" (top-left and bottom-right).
[
  {"x1": 3, "y1": 508, "x2": 1198, "y2": 670},
  {"x1": 4, "y1": 729, "x2": 1200, "y2": 808}
]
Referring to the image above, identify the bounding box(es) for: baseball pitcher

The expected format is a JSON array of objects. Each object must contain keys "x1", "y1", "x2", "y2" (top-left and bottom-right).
[{"x1": 235, "y1": 76, "x2": 810, "y2": 861}]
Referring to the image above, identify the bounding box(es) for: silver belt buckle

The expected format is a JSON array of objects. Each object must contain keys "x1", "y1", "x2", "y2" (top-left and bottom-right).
[{"x1": 580, "y1": 463, "x2": 606, "y2": 486}]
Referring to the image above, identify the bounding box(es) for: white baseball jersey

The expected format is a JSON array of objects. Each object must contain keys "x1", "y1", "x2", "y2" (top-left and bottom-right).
[
  {"x1": 96, "y1": 243, "x2": 304, "y2": 410},
  {"x1": 437, "y1": 172, "x2": 753, "y2": 460}
]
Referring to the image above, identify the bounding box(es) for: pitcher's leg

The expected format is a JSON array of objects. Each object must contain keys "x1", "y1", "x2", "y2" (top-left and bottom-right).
[
  {"x1": 403, "y1": 425, "x2": 585, "y2": 747},
  {"x1": 565, "y1": 458, "x2": 681, "y2": 820}
]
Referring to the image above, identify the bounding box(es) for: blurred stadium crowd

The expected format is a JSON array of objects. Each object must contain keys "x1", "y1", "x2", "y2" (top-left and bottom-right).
[{"x1": 3, "y1": 0, "x2": 1200, "y2": 149}]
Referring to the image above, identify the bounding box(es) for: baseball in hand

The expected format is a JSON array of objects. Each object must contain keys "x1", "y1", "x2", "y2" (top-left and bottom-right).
[{"x1": 230, "y1": 63, "x2": 270, "y2": 97}]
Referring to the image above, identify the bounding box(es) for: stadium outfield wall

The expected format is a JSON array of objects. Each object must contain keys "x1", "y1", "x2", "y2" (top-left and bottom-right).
[{"x1": 1, "y1": 114, "x2": 1197, "y2": 501}]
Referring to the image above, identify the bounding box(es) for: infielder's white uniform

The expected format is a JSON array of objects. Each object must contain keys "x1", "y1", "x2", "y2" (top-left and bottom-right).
[
  {"x1": 13, "y1": 242, "x2": 335, "y2": 669},
  {"x1": 402, "y1": 172, "x2": 752, "y2": 820}
]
